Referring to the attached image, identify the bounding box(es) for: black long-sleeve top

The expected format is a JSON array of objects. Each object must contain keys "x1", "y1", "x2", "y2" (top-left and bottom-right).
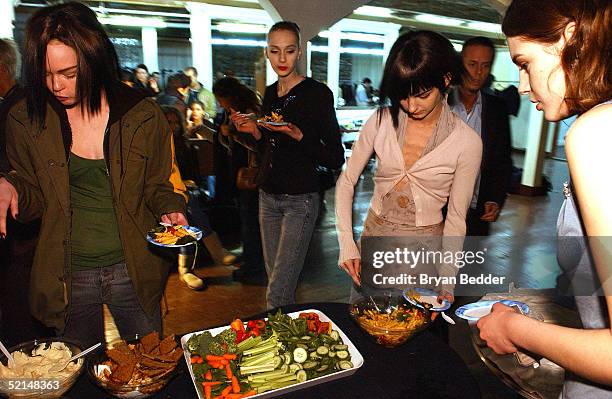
[{"x1": 257, "y1": 78, "x2": 344, "y2": 194}]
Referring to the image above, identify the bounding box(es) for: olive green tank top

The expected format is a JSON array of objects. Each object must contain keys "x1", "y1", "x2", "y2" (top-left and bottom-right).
[{"x1": 69, "y1": 153, "x2": 124, "y2": 270}]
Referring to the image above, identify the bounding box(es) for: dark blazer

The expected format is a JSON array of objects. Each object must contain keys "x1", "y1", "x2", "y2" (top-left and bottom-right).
[{"x1": 476, "y1": 92, "x2": 513, "y2": 212}]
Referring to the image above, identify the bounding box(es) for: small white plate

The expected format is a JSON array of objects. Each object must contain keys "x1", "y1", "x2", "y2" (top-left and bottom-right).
[
  {"x1": 455, "y1": 300, "x2": 530, "y2": 321},
  {"x1": 403, "y1": 288, "x2": 451, "y2": 312},
  {"x1": 146, "y1": 225, "x2": 202, "y2": 248},
  {"x1": 257, "y1": 119, "x2": 289, "y2": 126}
]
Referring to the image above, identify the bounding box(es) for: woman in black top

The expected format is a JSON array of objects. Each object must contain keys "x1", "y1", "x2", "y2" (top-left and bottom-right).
[{"x1": 232, "y1": 21, "x2": 344, "y2": 308}]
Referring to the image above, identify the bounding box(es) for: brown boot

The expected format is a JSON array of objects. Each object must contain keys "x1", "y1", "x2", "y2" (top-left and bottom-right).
[
  {"x1": 178, "y1": 253, "x2": 205, "y2": 290},
  {"x1": 202, "y1": 232, "x2": 237, "y2": 265}
]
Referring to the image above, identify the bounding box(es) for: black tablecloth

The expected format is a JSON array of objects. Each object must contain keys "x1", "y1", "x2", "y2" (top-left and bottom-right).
[{"x1": 65, "y1": 302, "x2": 480, "y2": 399}]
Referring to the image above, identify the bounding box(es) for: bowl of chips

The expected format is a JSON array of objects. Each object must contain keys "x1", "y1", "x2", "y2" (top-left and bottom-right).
[
  {"x1": 349, "y1": 295, "x2": 431, "y2": 348},
  {"x1": 0, "y1": 338, "x2": 84, "y2": 398},
  {"x1": 87, "y1": 332, "x2": 182, "y2": 398}
]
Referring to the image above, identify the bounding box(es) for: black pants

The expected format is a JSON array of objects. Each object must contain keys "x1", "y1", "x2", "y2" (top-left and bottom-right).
[{"x1": 466, "y1": 207, "x2": 490, "y2": 237}]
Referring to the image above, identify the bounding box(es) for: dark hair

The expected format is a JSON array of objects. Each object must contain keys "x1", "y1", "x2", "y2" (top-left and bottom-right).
[
  {"x1": 165, "y1": 72, "x2": 191, "y2": 93},
  {"x1": 189, "y1": 99, "x2": 205, "y2": 110},
  {"x1": 268, "y1": 21, "x2": 301, "y2": 47},
  {"x1": 24, "y1": 1, "x2": 120, "y2": 124},
  {"x1": 362, "y1": 77, "x2": 372, "y2": 84},
  {"x1": 119, "y1": 68, "x2": 133, "y2": 83},
  {"x1": 135, "y1": 63, "x2": 149, "y2": 72},
  {"x1": 502, "y1": 0, "x2": 612, "y2": 114},
  {"x1": 212, "y1": 77, "x2": 261, "y2": 114},
  {"x1": 461, "y1": 36, "x2": 496, "y2": 64},
  {"x1": 378, "y1": 30, "x2": 462, "y2": 127}
]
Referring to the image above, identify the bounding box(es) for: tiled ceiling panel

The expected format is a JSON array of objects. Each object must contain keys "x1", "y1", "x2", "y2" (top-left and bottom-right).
[{"x1": 369, "y1": 0, "x2": 502, "y2": 23}]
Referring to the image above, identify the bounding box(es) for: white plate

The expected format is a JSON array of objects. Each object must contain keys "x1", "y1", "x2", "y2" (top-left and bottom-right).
[
  {"x1": 146, "y1": 225, "x2": 202, "y2": 248},
  {"x1": 403, "y1": 288, "x2": 451, "y2": 312},
  {"x1": 455, "y1": 300, "x2": 530, "y2": 321},
  {"x1": 257, "y1": 120, "x2": 289, "y2": 126},
  {"x1": 181, "y1": 309, "x2": 364, "y2": 399}
]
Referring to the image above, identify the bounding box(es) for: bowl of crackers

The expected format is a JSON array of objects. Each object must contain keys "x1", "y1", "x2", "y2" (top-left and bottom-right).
[{"x1": 87, "y1": 332, "x2": 182, "y2": 398}]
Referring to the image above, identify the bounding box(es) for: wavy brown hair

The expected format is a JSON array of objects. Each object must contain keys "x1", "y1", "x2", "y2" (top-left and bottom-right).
[
  {"x1": 502, "y1": 0, "x2": 612, "y2": 115},
  {"x1": 24, "y1": 2, "x2": 119, "y2": 125}
]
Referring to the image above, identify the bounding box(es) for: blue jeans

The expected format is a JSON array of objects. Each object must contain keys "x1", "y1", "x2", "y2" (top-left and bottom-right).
[
  {"x1": 259, "y1": 190, "x2": 320, "y2": 309},
  {"x1": 63, "y1": 263, "x2": 161, "y2": 348}
]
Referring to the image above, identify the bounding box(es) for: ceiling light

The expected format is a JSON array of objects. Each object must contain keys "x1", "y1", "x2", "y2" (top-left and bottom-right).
[
  {"x1": 98, "y1": 15, "x2": 167, "y2": 28},
  {"x1": 414, "y1": 14, "x2": 464, "y2": 27},
  {"x1": 353, "y1": 6, "x2": 393, "y2": 18},
  {"x1": 465, "y1": 21, "x2": 502, "y2": 33},
  {"x1": 214, "y1": 23, "x2": 269, "y2": 34}
]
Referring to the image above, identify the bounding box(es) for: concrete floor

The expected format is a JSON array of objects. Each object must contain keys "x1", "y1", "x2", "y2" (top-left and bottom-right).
[{"x1": 0, "y1": 151, "x2": 570, "y2": 398}]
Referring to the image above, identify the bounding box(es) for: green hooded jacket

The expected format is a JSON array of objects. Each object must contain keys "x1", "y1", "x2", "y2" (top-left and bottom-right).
[{"x1": 2, "y1": 83, "x2": 186, "y2": 332}]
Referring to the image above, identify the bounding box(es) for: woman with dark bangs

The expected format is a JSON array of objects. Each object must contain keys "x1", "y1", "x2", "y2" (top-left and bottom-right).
[{"x1": 335, "y1": 31, "x2": 482, "y2": 306}]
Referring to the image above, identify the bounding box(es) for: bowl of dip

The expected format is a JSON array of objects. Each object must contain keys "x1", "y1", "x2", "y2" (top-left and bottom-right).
[{"x1": 0, "y1": 338, "x2": 83, "y2": 398}]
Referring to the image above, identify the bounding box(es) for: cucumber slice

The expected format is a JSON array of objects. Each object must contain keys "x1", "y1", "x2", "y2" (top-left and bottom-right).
[
  {"x1": 296, "y1": 369, "x2": 307, "y2": 382},
  {"x1": 293, "y1": 347, "x2": 308, "y2": 363},
  {"x1": 316, "y1": 346, "x2": 329, "y2": 356},
  {"x1": 338, "y1": 360, "x2": 354, "y2": 370},
  {"x1": 284, "y1": 353, "x2": 292, "y2": 365},
  {"x1": 328, "y1": 351, "x2": 336, "y2": 358},
  {"x1": 273, "y1": 356, "x2": 284, "y2": 368},
  {"x1": 309, "y1": 351, "x2": 320, "y2": 360},
  {"x1": 333, "y1": 344, "x2": 348, "y2": 351},
  {"x1": 330, "y1": 330, "x2": 340, "y2": 341},
  {"x1": 316, "y1": 364, "x2": 329, "y2": 372},
  {"x1": 302, "y1": 361, "x2": 318, "y2": 370},
  {"x1": 288, "y1": 363, "x2": 301, "y2": 373},
  {"x1": 300, "y1": 336, "x2": 312, "y2": 340},
  {"x1": 296, "y1": 343, "x2": 308, "y2": 350},
  {"x1": 336, "y1": 350, "x2": 349, "y2": 359}
]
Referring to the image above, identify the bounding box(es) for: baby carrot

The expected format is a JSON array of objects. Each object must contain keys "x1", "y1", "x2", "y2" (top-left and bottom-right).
[
  {"x1": 204, "y1": 384, "x2": 212, "y2": 399},
  {"x1": 221, "y1": 385, "x2": 232, "y2": 397},
  {"x1": 225, "y1": 363, "x2": 233, "y2": 379},
  {"x1": 231, "y1": 376, "x2": 240, "y2": 393},
  {"x1": 205, "y1": 370, "x2": 213, "y2": 381},
  {"x1": 223, "y1": 353, "x2": 237, "y2": 360},
  {"x1": 203, "y1": 381, "x2": 223, "y2": 387},
  {"x1": 206, "y1": 355, "x2": 226, "y2": 362}
]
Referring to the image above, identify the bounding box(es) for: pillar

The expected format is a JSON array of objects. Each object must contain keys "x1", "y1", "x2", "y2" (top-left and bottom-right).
[
  {"x1": 141, "y1": 27, "x2": 159, "y2": 73},
  {"x1": 187, "y1": 2, "x2": 213, "y2": 90}
]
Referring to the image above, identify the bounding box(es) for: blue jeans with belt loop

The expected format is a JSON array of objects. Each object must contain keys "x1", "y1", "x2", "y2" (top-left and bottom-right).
[
  {"x1": 259, "y1": 190, "x2": 320, "y2": 309},
  {"x1": 62, "y1": 263, "x2": 162, "y2": 348}
]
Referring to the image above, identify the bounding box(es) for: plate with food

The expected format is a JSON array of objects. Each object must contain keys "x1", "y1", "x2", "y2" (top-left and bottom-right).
[
  {"x1": 455, "y1": 300, "x2": 530, "y2": 322},
  {"x1": 181, "y1": 309, "x2": 363, "y2": 399},
  {"x1": 257, "y1": 112, "x2": 289, "y2": 126},
  {"x1": 88, "y1": 332, "x2": 182, "y2": 398},
  {"x1": 403, "y1": 288, "x2": 451, "y2": 312},
  {"x1": 146, "y1": 224, "x2": 202, "y2": 248},
  {"x1": 349, "y1": 295, "x2": 431, "y2": 347}
]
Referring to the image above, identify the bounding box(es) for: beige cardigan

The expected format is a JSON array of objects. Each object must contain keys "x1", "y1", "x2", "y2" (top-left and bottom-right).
[{"x1": 335, "y1": 102, "x2": 483, "y2": 264}]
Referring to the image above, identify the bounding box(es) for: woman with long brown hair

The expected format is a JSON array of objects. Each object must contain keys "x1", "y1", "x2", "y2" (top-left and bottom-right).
[
  {"x1": 0, "y1": 2, "x2": 186, "y2": 347},
  {"x1": 477, "y1": 0, "x2": 612, "y2": 394}
]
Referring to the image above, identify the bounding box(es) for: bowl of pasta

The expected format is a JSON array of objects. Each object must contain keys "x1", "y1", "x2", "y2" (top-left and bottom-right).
[{"x1": 349, "y1": 295, "x2": 431, "y2": 348}]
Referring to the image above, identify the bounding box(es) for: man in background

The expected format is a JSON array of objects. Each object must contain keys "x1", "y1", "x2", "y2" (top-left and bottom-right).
[
  {"x1": 157, "y1": 72, "x2": 192, "y2": 116},
  {"x1": 450, "y1": 36, "x2": 513, "y2": 236},
  {"x1": 183, "y1": 66, "x2": 217, "y2": 119},
  {"x1": 0, "y1": 38, "x2": 23, "y2": 340},
  {"x1": 355, "y1": 77, "x2": 372, "y2": 106}
]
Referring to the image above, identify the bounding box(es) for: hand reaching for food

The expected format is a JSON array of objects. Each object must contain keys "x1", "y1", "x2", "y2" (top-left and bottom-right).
[{"x1": 230, "y1": 108, "x2": 261, "y2": 140}]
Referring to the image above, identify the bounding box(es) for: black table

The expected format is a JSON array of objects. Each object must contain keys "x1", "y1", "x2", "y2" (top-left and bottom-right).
[{"x1": 66, "y1": 303, "x2": 480, "y2": 399}]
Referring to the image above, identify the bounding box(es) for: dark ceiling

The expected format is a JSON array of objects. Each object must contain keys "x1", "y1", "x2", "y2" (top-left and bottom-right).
[{"x1": 369, "y1": 0, "x2": 502, "y2": 23}]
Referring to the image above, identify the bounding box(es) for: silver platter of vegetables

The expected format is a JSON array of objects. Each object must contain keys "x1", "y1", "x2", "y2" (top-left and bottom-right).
[{"x1": 180, "y1": 309, "x2": 364, "y2": 399}]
